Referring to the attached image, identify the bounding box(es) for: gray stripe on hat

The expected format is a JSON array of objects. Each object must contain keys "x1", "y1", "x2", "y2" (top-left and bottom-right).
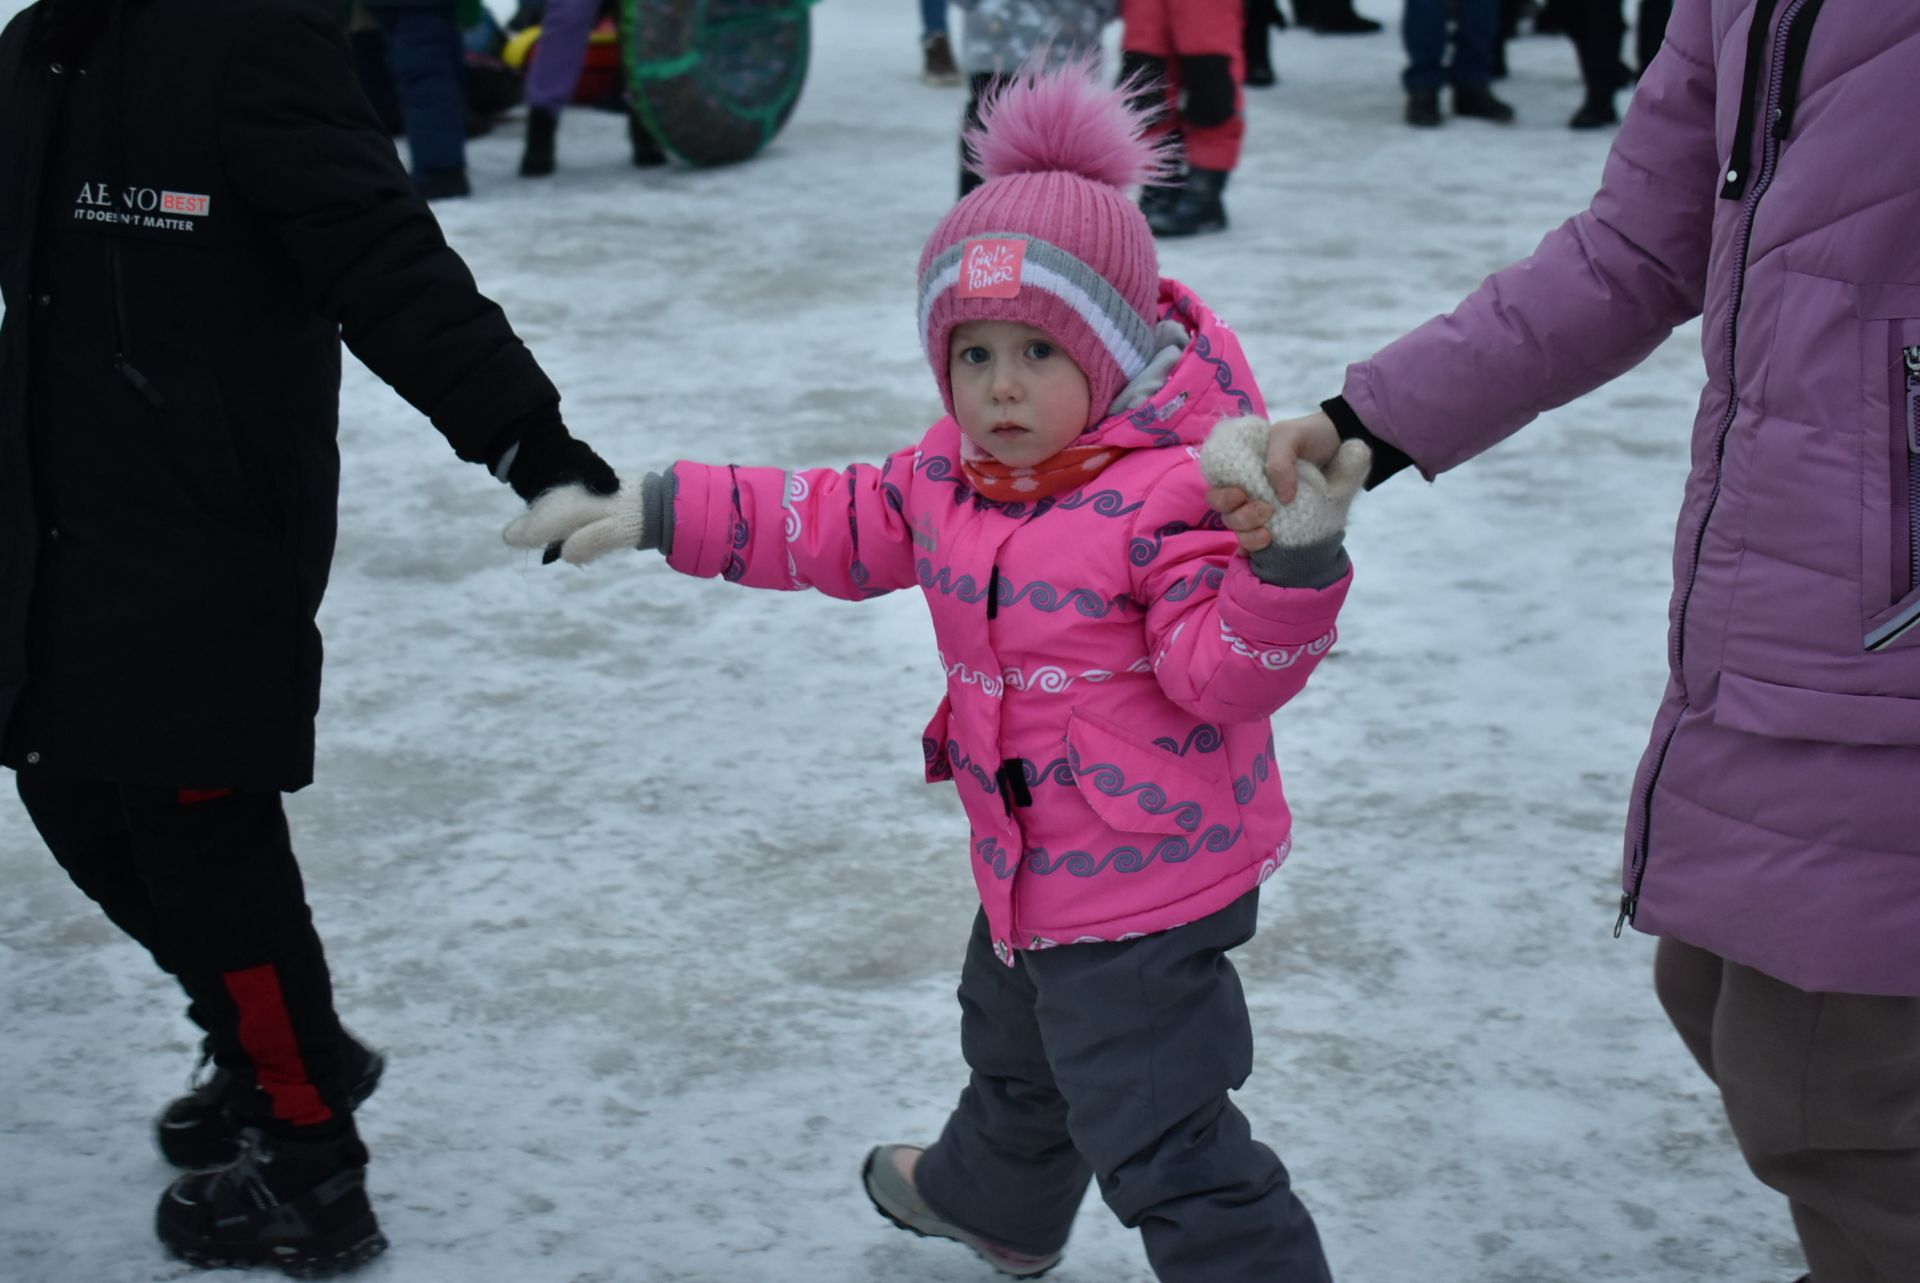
[{"x1": 918, "y1": 234, "x2": 1157, "y2": 379}]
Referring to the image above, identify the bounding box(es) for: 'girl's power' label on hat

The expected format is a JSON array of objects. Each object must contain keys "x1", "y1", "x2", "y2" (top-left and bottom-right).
[{"x1": 960, "y1": 238, "x2": 1026, "y2": 299}]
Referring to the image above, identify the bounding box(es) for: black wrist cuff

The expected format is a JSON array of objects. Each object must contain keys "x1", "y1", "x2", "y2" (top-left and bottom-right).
[{"x1": 1321, "y1": 396, "x2": 1417, "y2": 490}]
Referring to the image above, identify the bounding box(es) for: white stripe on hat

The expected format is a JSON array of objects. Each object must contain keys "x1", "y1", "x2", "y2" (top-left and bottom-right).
[{"x1": 918, "y1": 235, "x2": 1155, "y2": 379}]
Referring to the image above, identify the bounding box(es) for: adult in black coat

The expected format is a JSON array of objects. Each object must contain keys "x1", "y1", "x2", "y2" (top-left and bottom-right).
[{"x1": 0, "y1": 0, "x2": 616, "y2": 1272}]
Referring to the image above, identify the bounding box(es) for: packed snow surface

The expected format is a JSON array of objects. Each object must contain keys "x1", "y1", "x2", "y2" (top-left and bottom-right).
[{"x1": 0, "y1": 1, "x2": 1806, "y2": 1280}]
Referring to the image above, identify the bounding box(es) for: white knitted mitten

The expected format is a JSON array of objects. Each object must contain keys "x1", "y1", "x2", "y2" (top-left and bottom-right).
[
  {"x1": 503, "y1": 471, "x2": 650, "y2": 566},
  {"x1": 1200, "y1": 416, "x2": 1370, "y2": 585}
]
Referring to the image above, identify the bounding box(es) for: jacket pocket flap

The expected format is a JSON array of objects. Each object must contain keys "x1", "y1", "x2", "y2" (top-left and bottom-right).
[
  {"x1": 1715, "y1": 671, "x2": 1920, "y2": 747},
  {"x1": 1065, "y1": 709, "x2": 1234, "y2": 835}
]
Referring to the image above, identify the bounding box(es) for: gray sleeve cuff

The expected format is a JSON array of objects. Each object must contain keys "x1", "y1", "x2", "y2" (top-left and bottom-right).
[
  {"x1": 640, "y1": 469, "x2": 675, "y2": 555},
  {"x1": 1248, "y1": 534, "x2": 1349, "y2": 589}
]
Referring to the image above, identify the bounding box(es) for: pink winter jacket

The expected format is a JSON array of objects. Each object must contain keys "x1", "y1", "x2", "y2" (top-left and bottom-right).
[{"x1": 667, "y1": 281, "x2": 1352, "y2": 960}]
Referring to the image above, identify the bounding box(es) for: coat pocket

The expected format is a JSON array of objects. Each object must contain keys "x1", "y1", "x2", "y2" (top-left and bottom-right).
[
  {"x1": 921, "y1": 695, "x2": 954, "y2": 783},
  {"x1": 1715, "y1": 670, "x2": 1920, "y2": 747},
  {"x1": 156, "y1": 370, "x2": 276, "y2": 533},
  {"x1": 1865, "y1": 330, "x2": 1920, "y2": 650},
  {"x1": 1858, "y1": 288, "x2": 1920, "y2": 652},
  {"x1": 1064, "y1": 708, "x2": 1240, "y2": 838}
]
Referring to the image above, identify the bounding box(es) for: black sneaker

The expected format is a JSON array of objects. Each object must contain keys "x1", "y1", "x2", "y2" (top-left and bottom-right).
[
  {"x1": 157, "y1": 1038, "x2": 385, "y2": 1170},
  {"x1": 1405, "y1": 88, "x2": 1442, "y2": 127},
  {"x1": 156, "y1": 1127, "x2": 386, "y2": 1278}
]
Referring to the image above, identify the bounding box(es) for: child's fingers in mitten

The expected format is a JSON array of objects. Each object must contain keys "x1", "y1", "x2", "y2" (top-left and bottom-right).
[
  {"x1": 1206, "y1": 493, "x2": 1277, "y2": 554},
  {"x1": 1204, "y1": 483, "x2": 1247, "y2": 512},
  {"x1": 1207, "y1": 484, "x2": 1277, "y2": 528}
]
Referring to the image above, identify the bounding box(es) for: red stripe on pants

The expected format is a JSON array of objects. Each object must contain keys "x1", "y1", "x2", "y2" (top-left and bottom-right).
[
  {"x1": 1123, "y1": 0, "x2": 1247, "y2": 172},
  {"x1": 223, "y1": 963, "x2": 332, "y2": 1127}
]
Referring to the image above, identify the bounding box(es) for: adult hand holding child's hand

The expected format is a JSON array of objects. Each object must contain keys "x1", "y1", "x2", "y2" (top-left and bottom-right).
[
  {"x1": 1202, "y1": 417, "x2": 1369, "y2": 552},
  {"x1": 504, "y1": 472, "x2": 651, "y2": 566}
]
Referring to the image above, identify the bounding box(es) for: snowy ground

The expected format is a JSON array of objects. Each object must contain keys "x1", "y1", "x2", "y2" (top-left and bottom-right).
[{"x1": 0, "y1": 2, "x2": 1812, "y2": 1281}]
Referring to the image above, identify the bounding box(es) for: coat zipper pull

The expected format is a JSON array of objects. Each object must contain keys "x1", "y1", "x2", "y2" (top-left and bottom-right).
[
  {"x1": 985, "y1": 564, "x2": 1000, "y2": 619},
  {"x1": 1903, "y1": 346, "x2": 1920, "y2": 453},
  {"x1": 1613, "y1": 892, "x2": 1638, "y2": 939},
  {"x1": 1904, "y1": 346, "x2": 1920, "y2": 598},
  {"x1": 114, "y1": 354, "x2": 167, "y2": 409}
]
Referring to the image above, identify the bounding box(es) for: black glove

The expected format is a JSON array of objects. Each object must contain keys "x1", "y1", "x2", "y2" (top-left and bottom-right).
[{"x1": 499, "y1": 421, "x2": 619, "y2": 503}]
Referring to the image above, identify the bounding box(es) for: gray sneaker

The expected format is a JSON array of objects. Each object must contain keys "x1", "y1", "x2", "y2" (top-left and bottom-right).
[{"x1": 861, "y1": 1145, "x2": 1062, "y2": 1279}]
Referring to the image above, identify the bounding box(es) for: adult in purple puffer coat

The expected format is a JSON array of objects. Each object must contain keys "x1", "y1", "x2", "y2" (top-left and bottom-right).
[{"x1": 1208, "y1": 2, "x2": 1920, "y2": 1279}]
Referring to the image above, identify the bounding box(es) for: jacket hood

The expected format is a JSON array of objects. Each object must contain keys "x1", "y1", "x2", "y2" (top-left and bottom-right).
[{"x1": 1078, "y1": 277, "x2": 1268, "y2": 453}]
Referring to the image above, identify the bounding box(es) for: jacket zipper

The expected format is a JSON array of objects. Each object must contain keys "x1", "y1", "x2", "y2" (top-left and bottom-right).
[
  {"x1": 100, "y1": 0, "x2": 165, "y2": 410},
  {"x1": 109, "y1": 241, "x2": 166, "y2": 409},
  {"x1": 1907, "y1": 346, "x2": 1920, "y2": 598},
  {"x1": 1619, "y1": 0, "x2": 1817, "y2": 936},
  {"x1": 1865, "y1": 346, "x2": 1920, "y2": 652}
]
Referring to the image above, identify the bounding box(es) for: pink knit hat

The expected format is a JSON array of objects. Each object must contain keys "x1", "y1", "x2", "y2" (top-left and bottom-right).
[{"x1": 918, "y1": 61, "x2": 1169, "y2": 428}]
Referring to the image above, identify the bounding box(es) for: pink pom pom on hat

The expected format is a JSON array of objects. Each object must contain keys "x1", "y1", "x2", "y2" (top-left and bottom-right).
[{"x1": 917, "y1": 59, "x2": 1171, "y2": 429}]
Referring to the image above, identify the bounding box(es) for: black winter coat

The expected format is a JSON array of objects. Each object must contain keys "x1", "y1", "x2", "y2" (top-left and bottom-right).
[{"x1": 0, "y1": 0, "x2": 559, "y2": 790}]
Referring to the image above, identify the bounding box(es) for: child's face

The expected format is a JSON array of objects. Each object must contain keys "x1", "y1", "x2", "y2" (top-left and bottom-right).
[{"x1": 948, "y1": 321, "x2": 1092, "y2": 467}]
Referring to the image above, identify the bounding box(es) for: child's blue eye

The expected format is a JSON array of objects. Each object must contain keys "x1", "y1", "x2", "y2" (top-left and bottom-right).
[
  {"x1": 959, "y1": 346, "x2": 989, "y2": 365},
  {"x1": 1025, "y1": 341, "x2": 1054, "y2": 360}
]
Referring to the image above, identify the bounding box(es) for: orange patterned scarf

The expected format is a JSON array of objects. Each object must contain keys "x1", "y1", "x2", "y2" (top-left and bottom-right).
[{"x1": 959, "y1": 440, "x2": 1129, "y2": 502}]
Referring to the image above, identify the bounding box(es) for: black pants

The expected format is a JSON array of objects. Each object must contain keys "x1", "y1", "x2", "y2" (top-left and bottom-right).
[
  {"x1": 959, "y1": 73, "x2": 1005, "y2": 200},
  {"x1": 916, "y1": 892, "x2": 1332, "y2": 1282},
  {"x1": 16, "y1": 773, "x2": 354, "y2": 1134},
  {"x1": 1636, "y1": 0, "x2": 1672, "y2": 75},
  {"x1": 1562, "y1": 0, "x2": 1628, "y2": 95}
]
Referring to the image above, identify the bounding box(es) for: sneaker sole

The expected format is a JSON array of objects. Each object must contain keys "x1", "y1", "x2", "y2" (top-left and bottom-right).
[
  {"x1": 161, "y1": 1227, "x2": 388, "y2": 1280},
  {"x1": 860, "y1": 1148, "x2": 1061, "y2": 1280}
]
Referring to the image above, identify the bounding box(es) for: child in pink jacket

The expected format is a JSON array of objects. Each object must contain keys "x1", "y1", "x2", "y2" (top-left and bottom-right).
[{"x1": 507, "y1": 62, "x2": 1366, "y2": 1283}]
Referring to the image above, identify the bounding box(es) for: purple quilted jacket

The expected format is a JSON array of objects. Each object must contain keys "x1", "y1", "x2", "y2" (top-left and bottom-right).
[{"x1": 1342, "y1": 0, "x2": 1920, "y2": 996}]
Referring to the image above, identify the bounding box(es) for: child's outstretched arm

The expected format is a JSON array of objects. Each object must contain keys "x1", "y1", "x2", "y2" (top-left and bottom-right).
[
  {"x1": 1133, "y1": 418, "x2": 1366, "y2": 722},
  {"x1": 503, "y1": 451, "x2": 924, "y2": 600}
]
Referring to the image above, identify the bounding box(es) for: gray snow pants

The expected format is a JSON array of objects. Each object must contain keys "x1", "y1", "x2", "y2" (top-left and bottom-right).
[
  {"x1": 1654, "y1": 936, "x2": 1920, "y2": 1283},
  {"x1": 914, "y1": 890, "x2": 1332, "y2": 1282}
]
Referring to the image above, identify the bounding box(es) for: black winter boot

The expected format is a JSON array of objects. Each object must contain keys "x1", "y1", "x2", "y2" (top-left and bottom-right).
[
  {"x1": 628, "y1": 108, "x2": 667, "y2": 167},
  {"x1": 157, "y1": 1125, "x2": 386, "y2": 1278},
  {"x1": 1244, "y1": 0, "x2": 1277, "y2": 87},
  {"x1": 157, "y1": 1037, "x2": 385, "y2": 1170},
  {"x1": 1139, "y1": 177, "x2": 1183, "y2": 225},
  {"x1": 413, "y1": 168, "x2": 471, "y2": 201},
  {"x1": 1568, "y1": 88, "x2": 1619, "y2": 129},
  {"x1": 1405, "y1": 87, "x2": 1442, "y2": 126},
  {"x1": 1148, "y1": 167, "x2": 1229, "y2": 237},
  {"x1": 1308, "y1": 0, "x2": 1382, "y2": 33},
  {"x1": 520, "y1": 106, "x2": 558, "y2": 177},
  {"x1": 1453, "y1": 83, "x2": 1516, "y2": 122}
]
